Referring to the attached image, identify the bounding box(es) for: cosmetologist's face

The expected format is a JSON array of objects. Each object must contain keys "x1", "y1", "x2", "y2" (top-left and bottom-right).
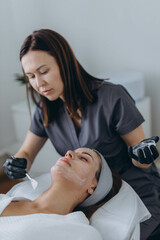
[{"x1": 21, "y1": 50, "x2": 64, "y2": 101}]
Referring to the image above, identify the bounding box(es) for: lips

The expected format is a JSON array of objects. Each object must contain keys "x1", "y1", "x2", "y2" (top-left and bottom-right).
[
  {"x1": 59, "y1": 157, "x2": 71, "y2": 167},
  {"x1": 42, "y1": 89, "x2": 52, "y2": 95},
  {"x1": 39, "y1": 87, "x2": 52, "y2": 95}
]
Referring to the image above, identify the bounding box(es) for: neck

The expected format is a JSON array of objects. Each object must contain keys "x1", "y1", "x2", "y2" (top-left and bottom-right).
[{"x1": 32, "y1": 182, "x2": 82, "y2": 215}]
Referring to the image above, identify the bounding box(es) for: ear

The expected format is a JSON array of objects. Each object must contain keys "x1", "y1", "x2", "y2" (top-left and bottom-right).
[
  {"x1": 87, "y1": 182, "x2": 97, "y2": 195},
  {"x1": 87, "y1": 176, "x2": 98, "y2": 195},
  {"x1": 87, "y1": 187, "x2": 94, "y2": 195}
]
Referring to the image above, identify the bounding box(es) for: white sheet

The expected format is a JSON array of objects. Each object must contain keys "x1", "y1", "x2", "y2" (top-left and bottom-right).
[{"x1": 0, "y1": 195, "x2": 102, "y2": 240}]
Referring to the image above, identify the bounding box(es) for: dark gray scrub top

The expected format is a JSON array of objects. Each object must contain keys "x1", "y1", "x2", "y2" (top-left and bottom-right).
[
  {"x1": 30, "y1": 82, "x2": 160, "y2": 239},
  {"x1": 30, "y1": 82, "x2": 144, "y2": 172}
]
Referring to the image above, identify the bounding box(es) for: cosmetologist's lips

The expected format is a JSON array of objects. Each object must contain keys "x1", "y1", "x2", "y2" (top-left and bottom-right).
[{"x1": 39, "y1": 87, "x2": 53, "y2": 95}]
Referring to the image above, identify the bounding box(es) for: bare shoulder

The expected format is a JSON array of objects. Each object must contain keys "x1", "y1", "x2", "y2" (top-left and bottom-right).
[{"x1": 0, "y1": 200, "x2": 35, "y2": 217}]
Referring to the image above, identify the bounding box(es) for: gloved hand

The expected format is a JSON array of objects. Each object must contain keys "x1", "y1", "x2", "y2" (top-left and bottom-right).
[
  {"x1": 128, "y1": 136, "x2": 159, "y2": 164},
  {"x1": 3, "y1": 156, "x2": 27, "y2": 180}
]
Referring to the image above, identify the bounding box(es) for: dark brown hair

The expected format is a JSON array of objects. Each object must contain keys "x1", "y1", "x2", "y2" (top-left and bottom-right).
[
  {"x1": 74, "y1": 171, "x2": 122, "y2": 219},
  {"x1": 20, "y1": 29, "x2": 104, "y2": 126}
]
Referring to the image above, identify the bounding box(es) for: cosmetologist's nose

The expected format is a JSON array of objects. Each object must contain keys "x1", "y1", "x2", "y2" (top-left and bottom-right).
[{"x1": 35, "y1": 76, "x2": 45, "y2": 88}]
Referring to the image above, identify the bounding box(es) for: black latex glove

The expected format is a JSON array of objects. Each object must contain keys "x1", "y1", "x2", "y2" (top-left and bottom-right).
[
  {"x1": 3, "y1": 156, "x2": 27, "y2": 180},
  {"x1": 128, "y1": 136, "x2": 159, "y2": 164}
]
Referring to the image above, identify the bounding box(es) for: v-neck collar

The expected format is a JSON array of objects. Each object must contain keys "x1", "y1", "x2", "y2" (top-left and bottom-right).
[{"x1": 63, "y1": 105, "x2": 85, "y2": 148}]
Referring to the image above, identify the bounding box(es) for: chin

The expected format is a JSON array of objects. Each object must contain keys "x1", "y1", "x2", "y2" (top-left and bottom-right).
[{"x1": 46, "y1": 95, "x2": 60, "y2": 101}]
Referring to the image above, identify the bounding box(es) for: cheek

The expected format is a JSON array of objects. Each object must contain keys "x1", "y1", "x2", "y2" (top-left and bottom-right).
[
  {"x1": 51, "y1": 164, "x2": 87, "y2": 186},
  {"x1": 29, "y1": 81, "x2": 37, "y2": 90},
  {"x1": 53, "y1": 73, "x2": 64, "y2": 89},
  {"x1": 76, "y1": 165, "x2": 95, "y2": 183},
  {"x1": 56, "y1": 79, "x2": 64, "y2": 92}
]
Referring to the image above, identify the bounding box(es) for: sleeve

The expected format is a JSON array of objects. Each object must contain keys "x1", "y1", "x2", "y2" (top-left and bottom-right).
[
  {"x1": 29, "y1": 107, "x2": 48, "y2": 138},
  {"x1": 109, "y1": 85, "x2": 145, "y2": 135}
]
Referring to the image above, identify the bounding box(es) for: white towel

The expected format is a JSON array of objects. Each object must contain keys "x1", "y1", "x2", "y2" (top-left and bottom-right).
[{"x1": 0, "y1": 194, "x2": 102, "y2": 240}]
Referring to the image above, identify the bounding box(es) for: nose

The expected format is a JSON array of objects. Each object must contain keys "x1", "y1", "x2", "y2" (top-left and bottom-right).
[
  {"x1": 65, "y1": 150, "x2": 75, "y2": 159},
  {"x1": 35, "y1": 75, "x2": 45, "y2": 88}
]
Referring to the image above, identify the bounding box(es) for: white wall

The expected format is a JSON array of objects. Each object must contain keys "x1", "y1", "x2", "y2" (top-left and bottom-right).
[
  {"x1": 0, "y1": 1, "x2": 25, "y2": 149},
  {"x1": 1, "y1": 0, "x2": 160, "y2": 150}
]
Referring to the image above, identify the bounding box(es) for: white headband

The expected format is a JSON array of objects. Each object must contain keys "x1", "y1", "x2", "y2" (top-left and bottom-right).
[{"x1": 80, "y1": 150, "x2": 113, "y2": 207}]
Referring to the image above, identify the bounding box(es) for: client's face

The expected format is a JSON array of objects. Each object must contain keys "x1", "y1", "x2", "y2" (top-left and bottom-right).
[{"x1": 51, "y1": 148, "x2": 101, "y2": 190}]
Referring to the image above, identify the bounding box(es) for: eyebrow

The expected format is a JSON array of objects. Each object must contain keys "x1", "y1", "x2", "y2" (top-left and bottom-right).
[
  {"x1": 25, "y1": 64, "x2": 47, "y2": 74},
  {"x1": 81, "y1": 152, "x2": 94, "y2": 160}
]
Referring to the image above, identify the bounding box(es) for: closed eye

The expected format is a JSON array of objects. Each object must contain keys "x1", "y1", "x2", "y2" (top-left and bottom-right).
[
  {"x1": 80, "y1": 157, "x2": 88, "y2": 162},
  {"x1": 77, "y1": 151, "x2": 93, "y2": 162},
  {"x1": 40, "y1": 70, "x2": 48, "y2": 75}
]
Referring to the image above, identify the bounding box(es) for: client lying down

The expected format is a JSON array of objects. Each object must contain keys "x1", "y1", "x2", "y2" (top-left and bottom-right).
[{"x1": 0, "y1": 148, "x2": 146, "y2": 240}]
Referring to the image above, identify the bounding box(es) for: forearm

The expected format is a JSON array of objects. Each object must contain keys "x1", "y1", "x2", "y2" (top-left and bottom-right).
[
  {"x1": 121, "y1": 125, "x2": 157, "y2": 169},
  {"x1": 14, "y1": 150, "x2": 34, "y2": 171},
  {"x1": 132, "y1": 159, "x2": 151, "y2": 169},
  {"x1": 13, "y1": 131, "x2": 48, "y2": 172}
]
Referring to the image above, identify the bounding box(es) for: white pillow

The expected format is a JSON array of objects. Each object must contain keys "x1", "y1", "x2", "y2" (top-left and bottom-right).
[{"x1": 90, "y1": 181, "x2": 151, "y2": 240}]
